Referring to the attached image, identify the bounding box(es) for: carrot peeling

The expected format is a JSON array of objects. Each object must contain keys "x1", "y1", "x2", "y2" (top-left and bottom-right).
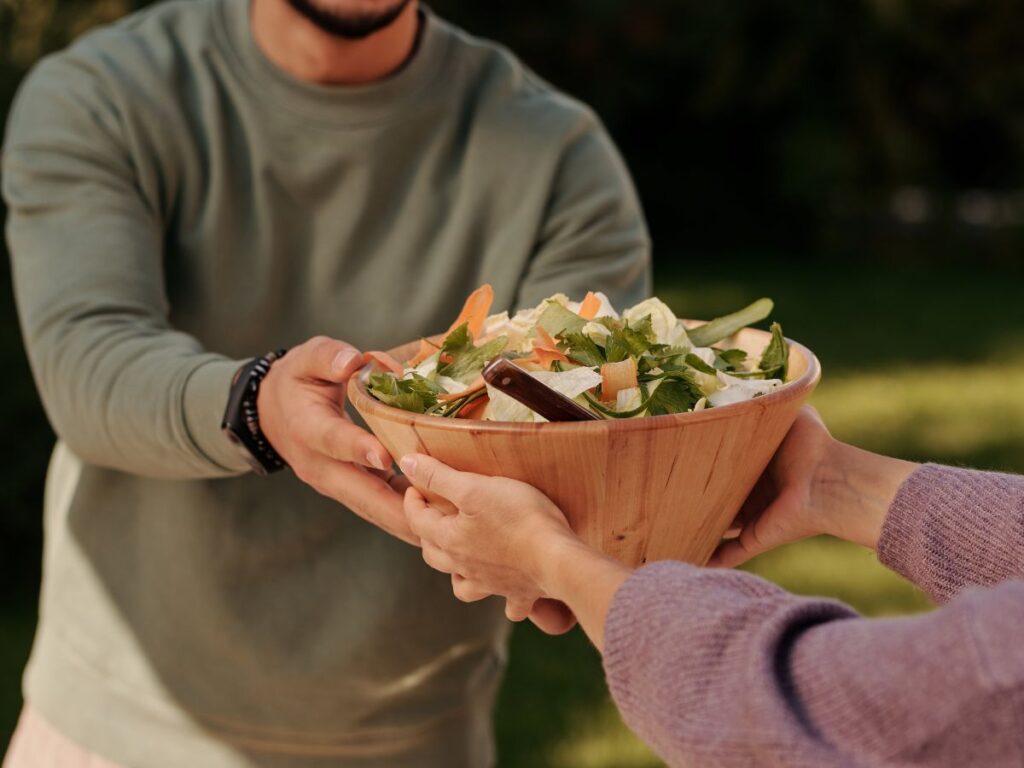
[
  {"x1": 408, "y1": 338, "x2": 440, "y2": 367},
  {"x1": 579, "y1": 291, "x2": 602, "y2": 320},
  {"x1": 534, "y1": 325, "x2": 560, "y2": 350},
  {"x1": 364, "y1": 350, "x2": 405, "y2": 376},
  {"x1": 437, "y1": 375, "x2": 487, "y2": 402},
  {"x1": 445, "y1": 284, "x2": 495, "y2": 339},
  {"x1": 457, "y1": 396, "x2": 490, "y2": 420},
  {"x1": 534, "y1": 347, "x2": 570, "y2": 370}
]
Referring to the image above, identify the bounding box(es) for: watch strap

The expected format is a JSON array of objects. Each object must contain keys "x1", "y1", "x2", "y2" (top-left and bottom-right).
[{"x1": 222, "y1": 349, "x2": 289, "y2": 475}]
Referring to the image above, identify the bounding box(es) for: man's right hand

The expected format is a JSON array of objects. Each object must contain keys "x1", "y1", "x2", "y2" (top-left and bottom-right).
[{"x1": 257, "y1": 336, "x2": 417, "y2": 545}]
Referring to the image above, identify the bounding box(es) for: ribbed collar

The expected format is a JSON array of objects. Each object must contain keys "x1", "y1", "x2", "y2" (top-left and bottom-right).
[{"x1": 215, "y1": 0, "x2": 452, "y2": 127}]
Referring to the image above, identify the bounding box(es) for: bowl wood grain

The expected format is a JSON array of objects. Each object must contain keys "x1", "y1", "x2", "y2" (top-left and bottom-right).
[{"x1": 349, "y1": 324, "x2": 820, "y2": 566}]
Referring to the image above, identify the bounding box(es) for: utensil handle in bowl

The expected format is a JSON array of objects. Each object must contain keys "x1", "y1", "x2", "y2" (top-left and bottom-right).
[{"x1": 482, "y1": 359, "x2": 600, "y2": 422}]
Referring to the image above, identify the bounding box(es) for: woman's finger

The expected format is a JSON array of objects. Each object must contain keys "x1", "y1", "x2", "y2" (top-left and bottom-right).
[
  {"x1": 505, "y1": 596, "x2": 534, "y2": 622},
  {"x1": 403, "y1": 487, "x2": 455, "y2": 548},
  {"x1": 421, "y1": 543, "x2": 458, "y2": 575},
  {"x1": 399, "y1": 453, "x2": 488, "y2": 508},
  {"x1": 451, "y1": 575, "x2": 490, "y2": 603},
  {"x1": 528, "y1": 598, "x2": 578, "y2": 636},
  {"x1": 708, "y1": 504, "x2": 785, "y2": 568}
]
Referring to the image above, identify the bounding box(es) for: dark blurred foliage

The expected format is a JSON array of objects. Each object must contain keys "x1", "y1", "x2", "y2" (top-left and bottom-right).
[
  {"x1": 1, "y1": 0, "x2": 1023, "y2": 579},
  {"x1": 429, "y1": 0, "x2": 1024, "y2": 263}
]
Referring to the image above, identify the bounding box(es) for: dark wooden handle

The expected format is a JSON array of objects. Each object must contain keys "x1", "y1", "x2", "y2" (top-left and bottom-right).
[{"x1": 482, "y1": 358, "x2": 600, "y2": 422}]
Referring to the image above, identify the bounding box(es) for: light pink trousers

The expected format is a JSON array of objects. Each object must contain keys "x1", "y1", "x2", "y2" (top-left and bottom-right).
[{"x1": 3, "y1": 709, "x2": 122, "y2": 768}]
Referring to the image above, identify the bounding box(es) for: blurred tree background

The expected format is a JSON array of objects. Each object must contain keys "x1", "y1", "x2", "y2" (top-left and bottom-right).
[{"x1": 2, "y1": 1, "x2": 1023, "y2": 766}]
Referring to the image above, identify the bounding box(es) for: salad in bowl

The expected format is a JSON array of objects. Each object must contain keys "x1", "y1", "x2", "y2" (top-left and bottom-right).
[{"x1": 364, "y1": 285, "x2": 790, "y2": 423}]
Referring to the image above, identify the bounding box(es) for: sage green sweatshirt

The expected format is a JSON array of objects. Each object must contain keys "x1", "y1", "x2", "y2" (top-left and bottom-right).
[{"x1": 1, "y1": 1, "x2": 650, "y2": 766}]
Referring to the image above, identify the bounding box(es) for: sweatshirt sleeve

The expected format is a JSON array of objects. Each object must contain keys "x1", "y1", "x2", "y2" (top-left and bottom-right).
[
  {"x1": 603, "y1": 562, "x2": 1024, "y2": 767},
  {"x1": 514, "y1": 109, "x2": 652, "y2": 311},
  {"x1": 2, "y1": 57, "x2": 249, "y2": 479},
  {"x1": 878, "y1": 464, "x2": 1024, "y2": 603}
]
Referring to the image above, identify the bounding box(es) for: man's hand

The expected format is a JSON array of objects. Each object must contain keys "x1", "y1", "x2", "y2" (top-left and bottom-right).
[{"x1": 258, "y1": 336, "x2": 416, "y2": 545}]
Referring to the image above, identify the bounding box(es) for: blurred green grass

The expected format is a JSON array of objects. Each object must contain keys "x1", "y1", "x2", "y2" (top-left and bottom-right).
[{"x1": 2, "y1": 262, "x2": 1022, "y2": 766}]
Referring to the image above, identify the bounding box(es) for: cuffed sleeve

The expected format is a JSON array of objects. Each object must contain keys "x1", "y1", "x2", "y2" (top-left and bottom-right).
[
  {"x1": 603, "y1": 561, "x2": 1024, "y2": 767},
  {"x1": 879, "y1": 463, "x2": 1024, "y2": 603}
]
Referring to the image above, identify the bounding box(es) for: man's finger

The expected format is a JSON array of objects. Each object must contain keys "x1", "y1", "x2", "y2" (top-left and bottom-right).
[
  {"x1": 305, "y1": 458, "x2": 419, "y2": 546},
  {"x1": 398, "y1": 453, "x2": 486, "y2": 507},
  {"x1": 293, "y1": 336, "x2": 364, "y2": 384},
  {"x1": 309, "y1": 411, "x2": 392, "y2": 470}
]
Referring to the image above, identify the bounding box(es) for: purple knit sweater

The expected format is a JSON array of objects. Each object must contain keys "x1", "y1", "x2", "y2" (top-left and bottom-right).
[{"x1": 603, "y1": 464, "x2": 1024, "y2": 767}]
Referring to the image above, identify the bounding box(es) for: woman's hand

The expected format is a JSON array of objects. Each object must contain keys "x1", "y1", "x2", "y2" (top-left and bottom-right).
[
  {"x1": 399, "y1": 454, "x2": 637, "y2": 649},
  {"x1": 398, "y1": 454, "x2": 574, "y2": 595},
  {"x1": 710, "y1": 406, "x2": 918, "y2": 568},
  {"x1": 399, "y1": 454, "x2": 582, "y2": 627}
]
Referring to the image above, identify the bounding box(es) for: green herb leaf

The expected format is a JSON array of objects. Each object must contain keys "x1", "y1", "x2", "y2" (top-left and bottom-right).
[
  {"x1": 759, "y1": 322, "x2": 789, "y2": 380},
  {"x1": 439, "y1": 335, "x2": 509, "y2": 383},
  {"x1": 604, "y1": 317, "x2": 654, "y2": 363},
  {"x1": 714, "y1": 348, "x2": 748, "y2": 372},
  {"x1": 687, "y1": 298, "x2": 774, "y2": 347},
  {"x1": 441, "y1": 323, "x2": 473, "y2": 354},
  {"x1": 368, "y1": 372, "x2": 440, "y2": 413},
  {"x1": 558, "y1": 332, "x2": 606, "y2": 367},
  {"x1": 684, "y1": 353, "x2": 718, "y2": 375},
  {"x1": 537, "y1": 301, "x2": 586, "y2": 337},
  {"x1": 646, "y1": 373, "x2": 704, "y2": 416},
  {"x1": 629, "y1": 314, "x2": 656, "y2": 343}
]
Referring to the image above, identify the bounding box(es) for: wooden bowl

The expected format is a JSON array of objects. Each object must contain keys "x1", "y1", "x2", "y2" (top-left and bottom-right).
[{"x1": 349, "y1": 325, "x2": 820, "y2": 566}]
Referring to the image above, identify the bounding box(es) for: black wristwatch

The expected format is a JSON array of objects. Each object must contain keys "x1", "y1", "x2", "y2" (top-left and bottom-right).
[{"x1": 221, "y1": 349, "x2": 289, "y2": 476}]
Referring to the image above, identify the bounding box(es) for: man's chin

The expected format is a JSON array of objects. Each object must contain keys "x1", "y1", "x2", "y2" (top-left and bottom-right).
[{"x1": 285, "y1": 0, "x2": 414, "y2": 40}]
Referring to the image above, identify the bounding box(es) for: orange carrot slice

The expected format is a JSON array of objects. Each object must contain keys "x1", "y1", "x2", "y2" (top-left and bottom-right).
[
  {"x1": 408, "y1": 338, "x2": 440, "y2": 367},
  {"x1": 600, "y1": 358, "x2": 637, "y2": 402},
  {"x1": 534, "y1": 347, "x2": 570, "y2": 370},
  {"x1": 364, "y1": 350, "x2": 405, "y2": 376},
  {"x1": 534, "y1": 325, "x2": 561, "y2": 350},
  {"x1": 445, "y1": 284, "x2": 495, "y2": 339},
  {"x1": 579, "y1": 291, "x2": 602, "y2": 320},
  {"x1": 437, "y1": 375, "x2": 487, "y2": 402},
  {"x1": 457, "y1": 396, "x2": 490, "y2": 420}
]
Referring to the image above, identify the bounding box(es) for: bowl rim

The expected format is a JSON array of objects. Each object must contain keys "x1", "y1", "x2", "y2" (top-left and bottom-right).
[{"x1": 348, "y1": 324, "x2": 822, "y2": 435}]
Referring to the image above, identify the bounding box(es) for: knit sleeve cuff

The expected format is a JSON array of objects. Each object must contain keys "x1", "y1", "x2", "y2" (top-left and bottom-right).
[
  {"x1": 603, "y1": 561, "x2": 700, "y2": 715},
  {"x1": 878, "y1": 463, "x2": 1024, "y2": 602}
]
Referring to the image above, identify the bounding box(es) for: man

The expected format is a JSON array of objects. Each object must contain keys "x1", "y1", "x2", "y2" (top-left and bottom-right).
[{"x1": 1, "y1": 0, "x2": 649, "y2": 765}]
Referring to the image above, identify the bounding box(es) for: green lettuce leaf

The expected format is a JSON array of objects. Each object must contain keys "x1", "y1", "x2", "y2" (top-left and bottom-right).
[{"x1": 538, "y1": 301, "x2": 586, "y2": 337}]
